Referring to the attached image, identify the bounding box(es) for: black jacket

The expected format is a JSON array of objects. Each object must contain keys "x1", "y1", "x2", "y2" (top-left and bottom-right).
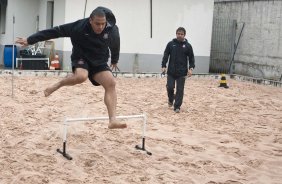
[
  {"x1": 162, "y1": 38, "x2": 195, "y2": 77},
  {"x1": 27, "y1": 7, "x2": 120, "y2": 67}
]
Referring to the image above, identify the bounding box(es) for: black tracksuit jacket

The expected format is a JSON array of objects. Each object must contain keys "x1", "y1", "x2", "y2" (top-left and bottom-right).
[
  {"x1": 162, "y1": 38, "x2": 195, "y2": 77},
  {"x1": 27, "y1": 7, "x2": 120, "y2": 67}
]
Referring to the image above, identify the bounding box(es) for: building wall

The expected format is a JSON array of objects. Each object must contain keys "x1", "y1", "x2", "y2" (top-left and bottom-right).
[
  {"x1": 62, "y1": 0, "x2": 214, "y2": 72},
  {"x1": 1, "y1": 0, "x2": 214, "y2": 73},
  {"x1": 0, "y1": 0, "x2": 66, "y2": 67},
  {"x1": 214, "y1": 0, "x2": 282, "y2": 80},
  {"x1": 0, "y1": 0, "x2": 40, "y2": 66}
]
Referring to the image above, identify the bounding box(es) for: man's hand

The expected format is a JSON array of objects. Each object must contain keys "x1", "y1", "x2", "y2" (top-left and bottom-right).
[
  {"x1": 161, "y1": 67, "x2": 167, "y2": 75},
  {"x1": 188, "y1": 68, "x2": 193, "y2": 77},
  {"x1": 110, "y1": 63, "x2": 120, "y2": 72},
  {"x1": 15, "y1": 37, "x2": 29, "y2": 46}
]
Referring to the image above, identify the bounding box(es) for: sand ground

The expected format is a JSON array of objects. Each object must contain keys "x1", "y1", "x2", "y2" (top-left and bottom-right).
[{"x1": 1, "y1": 75, "x2": 282, "y2": 184}]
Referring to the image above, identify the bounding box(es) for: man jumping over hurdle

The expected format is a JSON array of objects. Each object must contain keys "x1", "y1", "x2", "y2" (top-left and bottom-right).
[{"x1": 15, "y1": 7, "x2": 127, "y2": 129}]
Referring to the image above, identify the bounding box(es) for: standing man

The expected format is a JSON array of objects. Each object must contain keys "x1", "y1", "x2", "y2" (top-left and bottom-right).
[
  {"x1": 16, "y1": 7, "x2": 127, "y2": 129},
  {"x1": 161, "y1": 27, "x2": 195, "y2": 113}
]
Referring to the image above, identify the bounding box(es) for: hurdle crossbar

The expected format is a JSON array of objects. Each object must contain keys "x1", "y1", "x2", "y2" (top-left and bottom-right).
[{"x1": 57, "y1": 114, "x2": 152, "y2": 160}]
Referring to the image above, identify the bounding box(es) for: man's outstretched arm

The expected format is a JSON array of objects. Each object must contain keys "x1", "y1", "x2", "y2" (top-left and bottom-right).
[{"x1": 16, "y1": 22, "x2": 75, "y2": 46}]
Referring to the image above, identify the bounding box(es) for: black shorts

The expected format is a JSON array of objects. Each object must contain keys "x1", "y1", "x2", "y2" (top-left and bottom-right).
[{"x1": 72, "y1": 59, "x2": 112, "y2": 86}]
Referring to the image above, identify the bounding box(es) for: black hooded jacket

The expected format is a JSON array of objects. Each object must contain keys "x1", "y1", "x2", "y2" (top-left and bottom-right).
[
  {"x1": 162, "y1": 38, "x2": 195, "y2": 77},
  {"x1": 27, "y1": 7, "x2": 120, "y2": 67}
]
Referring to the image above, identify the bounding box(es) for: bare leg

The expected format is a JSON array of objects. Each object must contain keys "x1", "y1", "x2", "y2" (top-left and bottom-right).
[
  {"x1": 93, "y1": 71, "x2": 127, "y2": 129},
  {"x1": 44, "y1": 68, "x2": 88, "y2": 97}
]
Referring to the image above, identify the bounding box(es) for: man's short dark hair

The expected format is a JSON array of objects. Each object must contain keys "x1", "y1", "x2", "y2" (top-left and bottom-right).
[
  {"x1": 90, "y1": 8, "x2": 106, "y2": 18},
  {"x1": 176, "y1": 27, "x2": 186, "y2": 35}
]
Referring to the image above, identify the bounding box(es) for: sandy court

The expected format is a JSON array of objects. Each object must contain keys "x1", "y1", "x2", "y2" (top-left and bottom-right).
[{"x1": 0, "y1": 75, "x2": 282, "y2": 184}]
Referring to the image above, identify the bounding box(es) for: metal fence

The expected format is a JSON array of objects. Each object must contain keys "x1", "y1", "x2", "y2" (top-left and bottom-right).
[{"x1": 209, "y1": 18, "x2": 237, "y2": 74}]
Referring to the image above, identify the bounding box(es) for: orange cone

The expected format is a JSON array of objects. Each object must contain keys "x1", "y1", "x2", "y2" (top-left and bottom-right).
[{"x1": 50, "y1": 53, "x2": 60, "y2": 70}]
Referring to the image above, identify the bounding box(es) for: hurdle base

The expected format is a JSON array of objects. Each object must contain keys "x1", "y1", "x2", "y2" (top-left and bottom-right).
[
  {"x1": 57, "y1": 149, "x2": 72, "y2": 160},
  {"x1": 135, "y1": 145, "x2": 152, "y2": 155},
  {"x1": 135, "y1": 137, "x2": 152, "y2": 155}
]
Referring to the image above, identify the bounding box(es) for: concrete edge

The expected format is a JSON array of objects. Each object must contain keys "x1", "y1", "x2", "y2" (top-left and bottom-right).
[{"x1": 0, "y1": 70, "x2": 281, "y2": 88}]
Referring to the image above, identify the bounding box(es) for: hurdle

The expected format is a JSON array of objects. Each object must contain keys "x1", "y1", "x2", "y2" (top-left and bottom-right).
[{"x1": 57, "y1": 114, "x2": 152, "y2": 160}]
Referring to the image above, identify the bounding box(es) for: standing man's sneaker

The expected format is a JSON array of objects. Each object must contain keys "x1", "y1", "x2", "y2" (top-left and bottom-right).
[
  {"x1": 168, "y1": 102, "x2": 173, "y2": 107},
  {"x1": 174, "y1": 108, "x2": 180, "y2": 113}
]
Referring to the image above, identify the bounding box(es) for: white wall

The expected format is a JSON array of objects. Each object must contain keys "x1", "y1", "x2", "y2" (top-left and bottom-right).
[
  {"x1": 0, "y1": 0, "x2": 65, "y2": 47},
  {"x1": 38, "y1": 0, "x2": 47, "y2": 31},
  {"x1": 52, "y1": 0, "x2": 65, "y2": 51},
  {"x1": 63, "y1": 0, "x2": 214, "y2": 56},
  {"x1": 0, "y1": 0, "x2": 66, "y2": 65},
  {"x1": 1, "y1": 0, "x2": 213, "y2": 54},
  {"x1": 63, "y1": 0, "x2": 84, "y2": 51},
  {"x1": 1, "y1": 0, "x2": 214, "y2": 71},
  {"x1": 87, "y1": 0, "x2": 152, "y2": 54},
  {"x1": 0, "y1": 0, "x2": 40, "y2": 66},
  {"x1": 0, "y1": 0, "x2": 40, "y2": 44}
]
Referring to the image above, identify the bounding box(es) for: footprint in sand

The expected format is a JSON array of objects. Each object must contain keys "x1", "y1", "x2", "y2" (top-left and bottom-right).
[
  {"x1": 245, "y1": 159, "x2": 263, "y2": 168},
  {"x1": 157, "y1": 156, "x2": 170, "y2": 161},
  {"x1": 12, "y1": 172, "x2": 49, "y2": 184},
  {"x1": 29, "y1": 90, "x2": 38, "y2": 94},
  {"x1": 273, "y1": 137, "x2": 282, "y2": 144},
  {"x1": 273, "y1": 149, "x2": 282, "y2": 156},
  {"x1": 206, "y1": 180, "x2": 243, "y2": 184},
  {"x1": 191, "y1": 145, "x2": 205, "y2": 152},
  {"x1": 218, "y1": 146, "x2": 243, "y2": 158},
  {"x1": 25, "y1": 153, "x2": 57, "y2": 164},
  {"x1": 84, "y1": 159, "x2": 96, "y2": 167},
  {"x1": 77, "y1": 153, "x2": 103, "y2": 167},
  {"x1": 219, "y1": 139, "x2": 232, "y2": 144}
]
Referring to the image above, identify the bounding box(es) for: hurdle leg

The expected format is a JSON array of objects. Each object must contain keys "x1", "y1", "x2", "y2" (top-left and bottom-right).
[
  {"x1": 57, "y1": 121, "x2": 73, "y2": 160},
  {"x1": 135, "y1": 114, "x2": 152, "y2": 155},
  {"x1": 57, "y1": 141, "x2": 72, "y2": 160}
]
